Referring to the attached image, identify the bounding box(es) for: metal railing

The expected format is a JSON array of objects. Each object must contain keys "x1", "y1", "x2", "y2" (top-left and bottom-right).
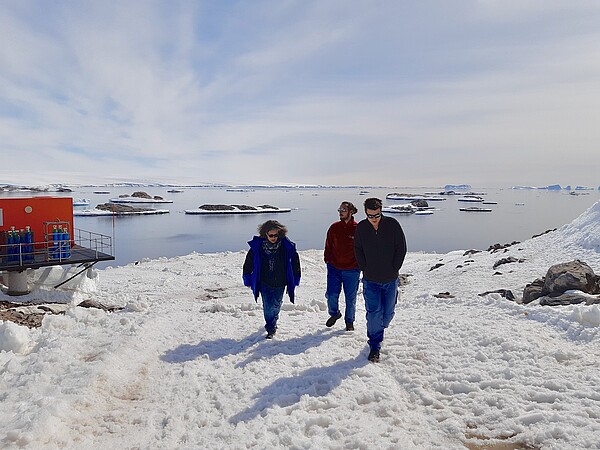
[
  {"x1": 72, "y1": 228, "x2": 113, "y2": 259},
  {"x1": 0, "y1": 228, "x2": 113, "y2": 268}
]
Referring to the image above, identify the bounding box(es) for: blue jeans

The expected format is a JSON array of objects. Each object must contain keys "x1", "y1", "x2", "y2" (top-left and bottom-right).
[
  {"x1": 260, "y1": 283, "x2": 285, "y2": 333},
  {"x1": 362, "y1": 278, "x2": 399, "y2": 351},
  {"x1": 326, "y1": 264, "x2": 360, "y2": 324}
]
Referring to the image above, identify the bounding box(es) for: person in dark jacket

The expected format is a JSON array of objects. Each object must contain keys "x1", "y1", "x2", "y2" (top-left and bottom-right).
[
  {"x1": 324, "y1": 201, "x2": 360, "y2": 331},
  {"x1": 354, "y1": 197, "x2": 407, "y2": 362},
  {"x1": 243, "y1": 220, "x2": 301, "y2": 339}
]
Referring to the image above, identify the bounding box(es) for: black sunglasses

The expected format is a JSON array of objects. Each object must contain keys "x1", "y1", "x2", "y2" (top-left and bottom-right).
[
  {"x1": 267, "y1": 233, "x2": 279, "y2": 238},
  {"x1": 366, "y1": 212, "x2": 381, "y2": 219}
]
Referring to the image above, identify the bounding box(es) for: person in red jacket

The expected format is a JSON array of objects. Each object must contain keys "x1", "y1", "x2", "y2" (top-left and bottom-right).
[{"x1": 324, "y1": 201, "x2": 360, "y2": 331}]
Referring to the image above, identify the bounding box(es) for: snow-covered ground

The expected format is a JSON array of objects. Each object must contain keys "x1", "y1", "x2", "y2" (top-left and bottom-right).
[{"x1": 1, "y1": 203, "x2": 600, "y2": 449}]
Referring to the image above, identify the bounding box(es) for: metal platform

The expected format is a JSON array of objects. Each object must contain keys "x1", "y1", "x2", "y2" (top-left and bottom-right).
[
  {"x1": 0, "y1": 228, "x2": 114, "y2": 271},
  {"x1": 0, "y1": 245, "x2": 114, "y2": 271}
]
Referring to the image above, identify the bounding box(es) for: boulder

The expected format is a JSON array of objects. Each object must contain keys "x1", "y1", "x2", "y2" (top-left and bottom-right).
[
  {"x1": 478, "y1": 289, "x2": 515, "y2": 301},
  {"x1": 542, "y1": 260, "x2": 599, "y2": 295},
  {"x1": 539, "y1": 293, "x2": 589, "y2": 306},
  {"x1": 132, "y1": 191, "x2": 152, "y2": 199},
  {"x1": 522, "y1": 278, "x2": 545, "y2": 304},
  {"x1": 410, "y1": 199, "x2": 429, "y2": 208},
  {"x1": 493, "y1": 256, "x2": 521, "y2": 269}
]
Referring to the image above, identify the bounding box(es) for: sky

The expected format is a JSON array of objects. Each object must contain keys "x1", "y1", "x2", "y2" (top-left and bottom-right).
[
  {"x1": 1, "y1": 1, "x2": 600, "y2": 188},
  {"x1": 1, "y1": 201, "x2": 599, "y2": 448}
]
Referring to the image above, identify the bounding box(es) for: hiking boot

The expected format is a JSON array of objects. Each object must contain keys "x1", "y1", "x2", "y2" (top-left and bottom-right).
[
  {"x1": 266, "y1": 330, "x2": 276, "y2": 339},
  {"x1": 368, "y1": 349, "x2": 380, "y2": 363},
  {"x1": 345, "y1": 322, "x2": 354, "y2": 331},
  {"x1": 326, "y1": 312, "x2": 342, "y2": 327}
]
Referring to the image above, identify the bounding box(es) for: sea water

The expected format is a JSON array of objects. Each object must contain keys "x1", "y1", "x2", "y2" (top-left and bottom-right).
[{"x1": 3, "y1": 186, "x2": 599, "y2": 268}]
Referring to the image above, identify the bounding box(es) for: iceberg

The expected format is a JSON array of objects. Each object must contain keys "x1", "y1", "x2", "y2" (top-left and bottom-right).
[{"x1": 444, "y1": 184, "x2": 471, "y2": 191}]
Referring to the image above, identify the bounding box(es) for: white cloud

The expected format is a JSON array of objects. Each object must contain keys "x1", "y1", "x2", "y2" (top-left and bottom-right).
[{"x1": 1, "y1": 1, "x2": 600, "y2": 187}]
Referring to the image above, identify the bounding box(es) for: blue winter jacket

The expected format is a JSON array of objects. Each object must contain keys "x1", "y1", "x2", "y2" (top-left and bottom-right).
[{"x1": 242, "y1": 236, "x2": 301, "y2": 303}]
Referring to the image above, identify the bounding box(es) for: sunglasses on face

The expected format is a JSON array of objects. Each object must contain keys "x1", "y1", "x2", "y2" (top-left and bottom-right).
[
  {"x1": 337, "y1": 208, "x2": 347, "y2": 213},
  {"x1": 366, "y1": 212, "x2": 381, "y2": 219},
  {"x1": 267, "y1": 233, "x2": 279, "y2": 238}
]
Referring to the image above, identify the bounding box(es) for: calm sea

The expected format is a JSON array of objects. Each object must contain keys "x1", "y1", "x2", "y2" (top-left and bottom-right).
[{"x1": 4, "y1": 186, "x2": 600, "y2": 268}]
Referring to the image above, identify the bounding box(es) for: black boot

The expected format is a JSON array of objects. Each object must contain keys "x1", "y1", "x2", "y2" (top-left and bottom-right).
[
  {"x1": 326, "y1": 311, "x2": 342, "y2": 327},
  {"x1": 368, "y1": 349, "x2": 380, "y2": 363}
]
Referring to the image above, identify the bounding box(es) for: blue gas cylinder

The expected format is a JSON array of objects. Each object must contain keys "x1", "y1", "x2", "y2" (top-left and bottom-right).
[
  {"x1": 61, "y1": 226, "x2": 71, "y2": 259},
  {"x1": 24, "y1": 226, "x2": 34, "y2": 262}
]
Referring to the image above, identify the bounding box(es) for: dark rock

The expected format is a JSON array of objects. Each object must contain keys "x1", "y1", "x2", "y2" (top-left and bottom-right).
[
  {"x1": 199, "y1": 204, "x2": 236, "y2": 211},
  {"x1": 487, "y1": 241, "x2": 520, "y2": 253},
  {"x1": 463, "y1": 249, "x2": 481, "y2": 256},
  {"x1": 532, "y1": 229, "x2": 556, "y2": 239},
  {"x1": 542, "y1": 260, "x2": 599, "y2": 295},
  {"x1": 0, "y1": 309, "x2": 44, "y2": 328},
  {"x1": 410, "y1": 199, "x2": 429, "y2": 208},
  {"x1": 493, "y1": 271, "x2": 503, "y2": 276},
  {"x1": 132, "y1": 191, "x2": 152, "y2": 199},
  {"x1": 398, "y1": 274, "x2": 411, "y2": 286},
  {"x1": 523, "y1": 278, "x2": 545, "y2": 304},
  {"x1": 434, "y1": 292, "x2": 454, "y2": 299},
  {"x1": 77, "y1": 299, "x2": 122, "y2": 312},
  {"x1": 96, "y1": 203, "x2": 155, "y2": 213},
  {"x1": 429, "y1": 263, "x2": 444, "y2": 271},
  {"x1": 478, "y1": 289, "x2": 515, "y2": 301},
  {"x1": 539, "y1": 293, "x2": 589, "y2": 306},
  {"x1": 493, "y1": 257, "x2": 522, "y2": 269}
]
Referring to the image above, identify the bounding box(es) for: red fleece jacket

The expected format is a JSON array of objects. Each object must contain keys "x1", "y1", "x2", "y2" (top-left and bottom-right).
[{"x1": 324, "y1": 219, "x2": 359, "y2": 270}]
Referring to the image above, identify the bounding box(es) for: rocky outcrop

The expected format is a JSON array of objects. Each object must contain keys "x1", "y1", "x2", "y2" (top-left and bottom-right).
[
  {"x1": 132, "y1": 191, "x2": 153, "y2": 199},
  {"x1": 493, "y1": 256, "x2": 523, "y2": 269},
  {"x1": 199, "y1": 204, "x2": 236, "y2": 211},
  {"x1": 487, "y1": 241, "x2": 520, "y2": 253},
  {"x1": 522, "y1": 260, "x2": 600, "y2": 305},
  {"x1": 198, "y1": 204, "x2": 283, "y2": 211},
  {"x1": 410, "y1": 199, "x2": 429, "y2": 208},
  {"x1": 96, "y1": 203, "x2": 155, "y2": 213},
  {"x1": 0, "y1": 300, "x2": 122, "y2": 328},
  {"x1": 117, "y1": 191, "x2": 165, "y2": 201}
]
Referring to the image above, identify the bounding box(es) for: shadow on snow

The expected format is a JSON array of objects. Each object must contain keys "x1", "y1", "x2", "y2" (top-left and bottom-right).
[
  {"x1": 160, "y1": 328, "x2": 345, "y2": 365},
  {"x1": 160, "y1": 330, "x2": 266, "y2": 363},
  {"x1": 229, "y1": 353, "x2": 369, "y2": 424}
]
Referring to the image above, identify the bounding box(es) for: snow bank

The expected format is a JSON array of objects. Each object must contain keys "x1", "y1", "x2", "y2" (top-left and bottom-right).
[{"x1": 0, "y1": 321, "x2": 33, "y2": 354}]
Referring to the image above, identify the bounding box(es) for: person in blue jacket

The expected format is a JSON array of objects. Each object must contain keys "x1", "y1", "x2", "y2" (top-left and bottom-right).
[{"x1": 243, "y1": 220, "x2": 301, "y2": 339}]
